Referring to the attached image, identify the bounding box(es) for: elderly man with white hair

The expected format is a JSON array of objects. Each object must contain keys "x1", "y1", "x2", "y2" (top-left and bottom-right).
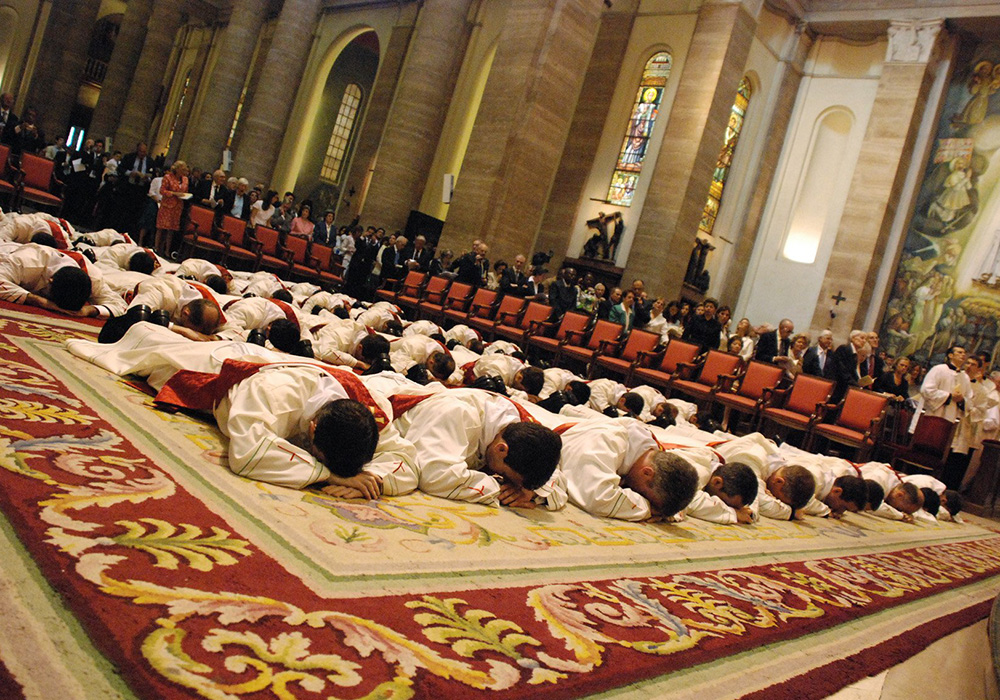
[
  {"x1": 802, "y1": 329, "x2": 836, "y2": 379},
  {"x1": 831, "y1": 329, "x2": 870, "y2": 401},
  {"x1": 229, "y1": 178, "x2": 252, "y2": 220}
]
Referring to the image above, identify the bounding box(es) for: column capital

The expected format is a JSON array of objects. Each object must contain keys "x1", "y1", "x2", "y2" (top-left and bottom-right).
[{"x1": 885, "y1": 19, "x2": 944, "y2": 64}]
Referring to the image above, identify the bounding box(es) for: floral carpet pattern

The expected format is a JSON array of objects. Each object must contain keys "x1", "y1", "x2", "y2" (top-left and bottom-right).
[{"x1": 0, "y1": 300, "x2": 999, "y2": 700}]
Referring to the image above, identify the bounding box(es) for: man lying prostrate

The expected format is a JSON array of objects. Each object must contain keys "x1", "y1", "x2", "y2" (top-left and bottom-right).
[
  {"x1": 87, "y1": 243, "x2": 161, "y2": 275},
  {"x1": 97, "y1": 274, "x2": 224, "y2": 343},
  {"x1": 0, "y1": 210, "x2": 72, "y2": 247},
  {"x1": 73, "y1": 227, "x2": 132, "y2": 247},
  {"x1": 217, "y1": 295, "x2": 313, "y2": 355},
  {"x1": 630, "y1": 384, "x2": 694, "y2": 427},
  {"x1": 467, "y1": 354, "x2": 545, "y2": 402},
  {"x1": 858, "y1": 462, "x2": 924, "y2": 523},
  {"x1": 301, "y1": 290, "x2": 353, "y2": 316},
  {"x1": 402, "y1": 319, "x2": 443, "y2": 338},
  {"x1": 388, "y1": 335, "x2": 457, "y2": 384},
  {"x1": 558, "y1": 417, "x2": 698, "y2": 521},
  {"x1": 482, "y1": 339, "x2": 521, "y2": 357},
  {"x1": 232, "y1": 270, "x2": 286, "y2": 298},
  {"x1": 681, "y1": 460, "x2": 758, "y2": 525},
  {"x1": 0, "y1": 241, "x2": 127, "y2": 318},
  {"x1": 390, "y1": 387, "x2": 564, "y2": 509},
  {"x1": 902, "y1": 473, "x2": 964, "y2": 522},
  {"x1": 352, "y1": 301, "x2": 401, "y2": 333},
  {"x1": 540, "y1": 367, "x2": 582, "y2": 399},
  {"x1": 174, "y1": 257, "x2": 237, "y2": 294},
  {"x1": 310, "y1": 317, "x2": 382, "y2": 369},
  {"x1": 287, "y1": 282, "x2": 321, "y2": 306},
  {"x1": 776, "y1": 444, "x2": 870, "y2": 518},
  {"x1": 443, "y1": 324, "x2": 483, "y2": 352}
]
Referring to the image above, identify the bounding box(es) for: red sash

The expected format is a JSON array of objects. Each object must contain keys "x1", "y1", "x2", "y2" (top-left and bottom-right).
[
  {"x1": 189, "y1": 282, "x2": 226, "y2": 325},
  {"x1": 45, "y1": 220, "x2": 70, "y2": 249},
  {"x1": 155, "y1": 359, "x2": 389, "y2": 429},
  {"x1": 61, "y1": 249, "x2": 89, "y2": 273},
  {"x1": 462, "y1": 361, "x2": 477, "y2": 385},
  {"x1": 389, "y1": 391, "x2": 537, "y2": 424}
]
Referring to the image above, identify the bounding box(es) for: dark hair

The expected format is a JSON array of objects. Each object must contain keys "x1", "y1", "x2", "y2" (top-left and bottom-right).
[
  {"x1": 942, "y1": 489, "x2": 963, "y2": 516},
  {"x1": 358, "y1": 334, "x2": 390, "y2": 361},
  {"x1": 781, "y1": 465, "x2": 816, "y2": 511},
  {"x1": 898, "y1": 482, "x2": 922, "y2": 509},
  {"x1": 49, "y1": 267, "x2": 91, "y2": 311},
  {"x1": 501, "y1": 422, "x2": 561, "y2": 490},
  {"x1": 271, "y1": 289, "x2": 293, "y2": 303},
  {"x1": 332, "y1": 306, "x2": 350, "y2": 319},
  {"x1": 714, "y1": 462, "x2": 758, "y2": 506},
  {"x1": 312, "y1": 399, "x2": 378, "y2": 478},
  {"x1": 263, "y1": 189, "x2": 279, "y2": 207},
  {"x1": 468, "y1": 339, "x2": 485, "y2": 355},
  {"x1": 427, "y1": 351, "x2": 456, "y2": 381},
  {"x1": 650, "y1": 452, "x2": 698, "y2": 517},
  {"x1": 493, "y1": 260, "x2": 507, "y2": 272},
  {"x1": 203, "y1": 273, "x2": 228, "y2": 295},
  {"x1": 30, "y1": 232, "x2": 58, "y2": 248},
  {"x1": 620, "y1": 392, "x2": 644, "y2": 416},
  {"x1": 865, "y1": 480, "x2": 885, "y2": 511},
  {"x1": 518, "y1": 366, "x2": 545, "y2": 396},
  {"x1": 267, "y1": 319, "x2": 300, "y2": 353},
  {"x1": 566, "y1": 380, "x2": 591, "y2": 406},
  {"x1": 186, "y1": 298, "x2": 220, "y2": 333},
  {"x1": 833, "y1": 475, "x2": 867, "y2": 511},
  {"x1": 920, "y1": 487, "x2": 941, "y2": 516},
  {"x1": 127, "y1": 251, "x2": 156, "y2": 275},
  {"x1": 383, "y1": 319, "x2": 403, "y2": 336},
  {"x1": 429, "y1": 332, "x2": 447, "y2": 345}
]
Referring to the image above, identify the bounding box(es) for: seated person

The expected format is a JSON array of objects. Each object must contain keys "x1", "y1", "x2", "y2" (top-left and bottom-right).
[
  {"x1": 390, "y1": 387, "x2": 564, "y2": 508},
  {"x1": 559, "y1": 417, "x2": 698, "y2": 521},
  {"x1": 0, "y1": 241, "x2": 126, "y2": 318},
  {"x1": 98, "y1": 275, "x2": 223, "y2": 343}
]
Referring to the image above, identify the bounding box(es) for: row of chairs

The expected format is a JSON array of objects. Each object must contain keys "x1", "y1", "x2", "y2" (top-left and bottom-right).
[
  {"x1": 0, "y1": 146, "x2": 65, "y2": 214},
  {"x1": 181, "y1": 205, "x2": 344, "y2": 286}
]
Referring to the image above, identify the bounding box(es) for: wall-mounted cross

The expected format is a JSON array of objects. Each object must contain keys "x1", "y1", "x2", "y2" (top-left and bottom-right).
[{"x1": 831, "y1": 291, "x2": 847, "y2": 305}]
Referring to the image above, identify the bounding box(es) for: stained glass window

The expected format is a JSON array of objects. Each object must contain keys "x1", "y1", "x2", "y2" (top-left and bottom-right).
[
  {"x1": 698, "y1": 77, "x2": 752, "y2": 237},
  {"x1": 164, "y1": 71, "x2": 191, "y2": 154},
  {"x1": 606, "y1": 51, "x2": 672, "y2": 206},
  {"x1": 320, "y1": 84, "x2": 362, "y2": 184}
]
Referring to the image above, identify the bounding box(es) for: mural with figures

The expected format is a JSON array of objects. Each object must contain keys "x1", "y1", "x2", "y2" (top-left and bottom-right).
[{"x1": 883, "y1": 40, "x2": 1000, "y2": 366}]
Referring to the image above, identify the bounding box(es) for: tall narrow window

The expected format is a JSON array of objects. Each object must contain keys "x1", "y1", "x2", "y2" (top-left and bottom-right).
[
  {"x1": 607, "y1": 51, "x2": 672, "y2": 206},
  {"x1": 320, "y1": 84, "x2": 362, "y2": 184},
  {"x1": 165, "y1": 71, "x2": 192, "y2": 153},
  {"x1": 227, "y1": 84, "x2": 249, "y2": 150},
  {"x1": 698, "y1": 77, "x2": 752, "y2": 237}
]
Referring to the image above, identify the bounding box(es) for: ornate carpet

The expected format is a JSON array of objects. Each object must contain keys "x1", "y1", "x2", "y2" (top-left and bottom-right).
[{"x1": 1, "y1": 299, "x2": 999, "y2": 699}]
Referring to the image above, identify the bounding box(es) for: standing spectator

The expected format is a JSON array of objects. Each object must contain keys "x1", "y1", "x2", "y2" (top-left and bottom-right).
[
  {"x1": 0, "y1": 92, "x2": 18, "y2": 145},
  {"x1": 488, "y1": 261, "x2": 507, "y2": 291},
  {"x1": 43, "y1": 136, "x2": 66, "y2": 161},
  {"x1": 774, "y1": 333, "x2": 810, "y2": 379},
  {"x1": 429, "y1": 248, "x2": 453, "y2": 277},
  {"x1": 861, "y1": 331, "x2": 884, "y2": 382},
  {"x1": 755, "y1": 318, "x2": 794, "y2": 363},
  {"x1": 630, "y1": 279, "x2": 651, "y2": 328},
  {"x1": 290, "y1": 203, "x2": 315, "y2": 238},
  {"x1": 682, "y1": 297, "x2": 723, "y2": 353},
  {"x1": 500, "y1": 254, "x2": 529, "y2": 297},
  {"x1": 339, "y1": 226, "x2": 358, "y2": 270},
  {"x1": 598, "y1": 287, "x2": 621, "y2": 321},
  {"x1": 344, "y1": 226, "x2": 379, "y2": 298},
  {"x1": 832, "y1": 329, "x2": 870, "y2": 402},
  {"x1": 802, "y1": 330, "x2": 836, "y2": 379},
  {"x1": 10, "y1": 107, "x2": 43, "y2": 155},
  {"x1": 716, "y1": 305, "x2": 732, "y2": 350},
  {"x1": 251, "y1": 190, "x2": 278, "y2": 229},
  {"x1": 379, "y1": 235, "x2": 408, "y2": 284},
  {"x1": 229, "y1": 178, "x2": 252, "y2": 220},
  {"x1": 730, "y1": 317, "x2": 756, "y2": 362},
  {"x1": 313, "y1": 210, "x2": 336, "y2": 246},
  {"x1": 454, "y1": 242, "x2": 489, "y2": 287},
  {"x1": 575, "y1": 273, "x2": 598, "y2": 314},
  {"x1": 524, "y1": 266, "x2": 549, "y2": 300},
  {"x1": 115, "y1": 141, "x2": 153, "y2": 235},
  {"x1": 872, "y1": 355, "x2": 911, "y2": 400},
  {"x1": 405, "y1": 235, "x2": 433, "y2": 272},
  {"x1": 644, "y1": 298, "x2": 670, "y2": 343},
  {"x1": 154, "y1": 160, "x2": 189, "y2": 256},
  {"x1": 549, "y1": 267, "x2": 579, "y2": 319},
  {"x1": 268, "y1": 195, "x2": 295, "y2": 235},
  {"x1": 609, "y1": 289, "x2": 636, "y2": 331},
  {"x1": 194, "y1": 169, "x2": 234, "y2": 225},
  {"x1": 137, "y1": 166, "x2": 164, "y2": 248}
]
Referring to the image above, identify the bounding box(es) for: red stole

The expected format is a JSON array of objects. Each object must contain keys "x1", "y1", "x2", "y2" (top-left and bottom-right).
[
  {"x1": 61, "y1": 249, "x2": 89, "y2": 273},
  {"x1": 45, "y1": 220, "x2": 70, "y2": 249}
]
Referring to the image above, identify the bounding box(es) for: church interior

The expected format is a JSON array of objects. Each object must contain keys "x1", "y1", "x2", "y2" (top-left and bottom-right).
[{"x1": 3, "y1": 0, "x2": 1000, "y2": 698}]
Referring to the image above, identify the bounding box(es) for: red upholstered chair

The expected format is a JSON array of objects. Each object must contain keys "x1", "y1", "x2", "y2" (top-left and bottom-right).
[
  {"x1": 435, "y1": 282, "x2": 474, "y2": 324},
  {"x1": 470, "y1": 294, "x2": 522, "y2": 339},
  {"x1": 713, "y1": 360, "x2": 786, "y2": 431},
  {"x1": 252, "y1": 226, "x2": 287, "y2": 273},
  {"x1": 669, "y1": 350, "x2": 743, "y2": 405},
  {"x1": 311, "y1": 244, "x2": 343, "y2": 289},
  {"x1": 890, "y1": 414, "x2": 958, "y2": 478},
  {"x1": 0, "y1": 144, "x2": 18, "y2": 207},
  {"x1": 281, "y1": 234, "x2": 316, "y2": 281},
  {"x1": 560, "y1": 319, "x2": 623, "y2": 371},
  {"x1": 217, "y1": 215, "x2": 259, "y2": 269},
  {"x1": 759, "y1": 374, "x2": 835, "y2": 441},
  {"x1": 495, "y1": 301, "x2": 551, "y2": 345},
  {"x1": 528, "y1": 311, "x2": 590, "y2": 362},
  {"x1": 807, "y1": 388, "x2": 890, "y2": 460},
  {"x1": 630, "y1": 338, "x2": 700, "y2": 391},
  {"x1": 416, "y1": 275, "x2": 453, "y2": 320},
  {"x1": 18, "y1": 153, "x2": 63, "y2": 213},
  {"x1": 377, "y1": 270, "x2": 424, "y2": 304},
  {"x1": 592, "y1": 329, "x2": 660, "y2": 382},
  {"x1": 457, "y1": 288, "x2": 498, "y2": 329},
  {"x1": 180, "y1": 205, "x2": 225, "y2": 259}
]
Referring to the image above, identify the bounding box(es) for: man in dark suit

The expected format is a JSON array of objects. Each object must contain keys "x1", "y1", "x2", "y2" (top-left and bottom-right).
[
  {"x1": 404, "y1": 235, "x2": 434, "y2": 273},
  {"x1": 860, "y1": 331, "x2": 884, "y2": 381},
  {"x1": 682, "y1": 297, "x2": 723, "y2": 353},
  {"x1": 754, "y1": 318, "x2": 794, "y2": 363},
  {"x1": 115, "y1": 142, "x2": 153, "y2": 234},
  {"x1": 831, "y1": 330, "x2": 869, "y2": 402},
  {"x1": 0, "y1": 92, "x2": 18, "y2": 146},
  {"x1": 344, "y1": 228, "x2": 379, "y2": 299},
  {"x1": 453, "y1": 242, "x2": 489, "y2": 287},
  {"x1": 802, "y1": 330, "x2": 837, "y2": 379},
  {"x1": 193, "y1": 169, "x2": 234, "y2": 225},
  {"x1": 379, "y1": 235, "x2": 409, "y2": 285},
  {"x1": 500, "y1": 254, "x2": 529, "y2": 297},
  {"x1": 313, "y1": 211, "x2": 336, "y2": 246}
]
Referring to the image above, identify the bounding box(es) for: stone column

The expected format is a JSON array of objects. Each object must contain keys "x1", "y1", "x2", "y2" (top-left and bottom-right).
[
  {"x1": 439, "y1": 0, "x2": 604, "y2": 264},
  {"x1": 535, "y1": 5, "x2": 638, "y2": 267},
  {"x1": 89, "y1": 0, "x2": 154, "y2": 141},
  {"x1": 183, "y1": 0, "x2": 268, "y2": 171},
  {"x1": 624, "y1": 0, "x2": 757, "y2": 297},
  {"x1": 809, "y1": 19, "x2": 944, "y2": 338},
  {"x1": 23, "y1": 2, "x2": 76, "y2": 114},
  {"x1": 339, "y1": 21, "x2": 415, "y2": 225},
  {"x1": 114, "y1": 0, "x2": 188, "y2": 152},
  {"x1": 162, "y1": 27, "x2": 215, "y2": 160},
  {"x1": 359, "y1": 0, "x2": 474, "y2": 230},
  {"x1": 231, "y1": 0, "x2": 323, "y2": 187},
  {"x1": 718, "y1": 22, "x2": 812, "y2": 305},
  {"x1": 35, "y1": 0, "x2": 102, "y2": 140}
]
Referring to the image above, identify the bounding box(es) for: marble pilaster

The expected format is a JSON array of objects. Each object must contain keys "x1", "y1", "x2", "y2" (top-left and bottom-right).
[
  {"x1": 89, "y1": 0, "x2": 154, "y2": 141},
  {"x1": 37, "y1": 0, "x2": 102, "y2": 140}
]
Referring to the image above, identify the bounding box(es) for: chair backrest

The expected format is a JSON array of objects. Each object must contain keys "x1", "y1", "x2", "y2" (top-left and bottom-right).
[
  {"x1": 283, "y1": 234, "x2": 310, "y2": 264},
  {"x1": 494, "y1": 294, "x2": 525, "y2": 321},
  {"x1": 444, "y1": 282, "x2": 473, "y2": 309},
  {"x1": 519, "y1": 302, "x2": 552, "y2": 330},
  {"x1": 20, "y1": 153, "x2": 53, "y2": 190},
  {"x1": 219, "y1": 215, "x2": 249, "y2": 248},
  {"x1": 836, "y1": 389, "x2": 889, "y2": 432},
  {"x1": 737, "y1": 361, "x2": 785, "y2": 399},
  {"x1": 586, "y1": 319, "x2": 623, "y2": 350},
  {"x1": 399, "y1": 270, "x2": 426, "y2": 292},
  {"x1": 468, "y1": 288, "x2": 498, "y2": 318},
  {"x1": 909, "y1": 415, "x2": 957, "y2": 456},
  {"x1": 659, "y1": 339, "x2": 700, "y2": 373},
  {"x1": 619, "y1": 329, "x2": 660, "y2": 362},
  {"x1": 422, "y1": 275, "x2": 450, "y2": 302},
  {"x1": 312, "y1": 243, "x2": 333, "y2": 270},
  {"x1": 784, "y1": 374, "x2": 834, "y2": 415},
  {"x1": 188, "y1": 206, "x2": 216, "y2": 235},
  {"x1": 0, "y1": 144, "x2": 9, "y2": 174},
  {"x1": 253, "y1": 226, "x2": 281, "y2": 255},
  {"x1": 695, "y1": 350, "x2": 743, "y2": 387},
  {"x1": 555, "y1": 311, "x2": 590, "y2": 340}
]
